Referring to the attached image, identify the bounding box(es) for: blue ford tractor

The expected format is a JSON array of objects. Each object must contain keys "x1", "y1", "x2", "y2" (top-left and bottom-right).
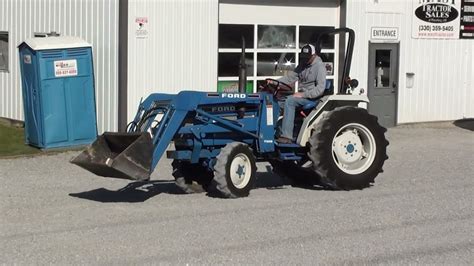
[{"x1": 71, "y1": 28, "x2": 388, "y2": 198}]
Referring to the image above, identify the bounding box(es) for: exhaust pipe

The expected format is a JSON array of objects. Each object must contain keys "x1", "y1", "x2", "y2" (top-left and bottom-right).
[
  {"x1": 238, "y1": 36, "x2": 247, "y2": 93},
  {"x1": 237, "y1": 36, "x2": 247, "y2": 119},
  {"x1": 70, "y1": 132, "x2": 153, "y2": 181}
]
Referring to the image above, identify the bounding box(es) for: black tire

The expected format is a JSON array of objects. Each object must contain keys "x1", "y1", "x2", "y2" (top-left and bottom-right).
[
  {"x1": 269, "y1": 160, "x2": 319, "y2": 187},
  {"x1": 172, "y1": 160, "x2": 214, "y2": 194},
  {"x1": 213, "y1": 142, "x2": 257, "y2": 198},
  {"x1": 308, "y1": 106, "x2": 389, "y2": 190}
]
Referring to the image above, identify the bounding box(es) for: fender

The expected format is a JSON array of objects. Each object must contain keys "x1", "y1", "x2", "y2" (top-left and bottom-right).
[{"x1": 296, "y1": 95, "x2": 369, "y2": 146}]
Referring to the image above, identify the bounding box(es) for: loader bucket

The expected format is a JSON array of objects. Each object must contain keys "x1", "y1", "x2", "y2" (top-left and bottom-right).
[{"x1": 71, "y1": 132, "x2": 153, "y2": 181}]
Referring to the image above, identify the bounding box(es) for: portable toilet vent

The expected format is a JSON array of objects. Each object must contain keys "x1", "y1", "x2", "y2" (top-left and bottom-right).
[{"x1": 18, "y1": 36, "x2": 97, "y2": 149}]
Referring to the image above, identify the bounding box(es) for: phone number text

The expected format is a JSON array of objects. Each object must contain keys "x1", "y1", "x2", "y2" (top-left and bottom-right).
[{"x1": 419, "y1": 25, "x2": 454, "y2": 32}]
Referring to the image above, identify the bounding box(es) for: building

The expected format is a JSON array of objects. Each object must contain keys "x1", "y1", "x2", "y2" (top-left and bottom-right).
[{"x1": 1, "y1": 0, "x2": 472, "y2": 133}]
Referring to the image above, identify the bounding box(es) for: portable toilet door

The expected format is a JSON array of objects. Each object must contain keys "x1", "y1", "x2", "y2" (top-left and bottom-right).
[{"x1": 18, "y1": 37, "x2": 98, "y2": 149}]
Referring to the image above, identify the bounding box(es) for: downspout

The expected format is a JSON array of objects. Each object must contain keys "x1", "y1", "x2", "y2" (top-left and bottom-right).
[{"x1": 118, "y1": 0, "x2": 129, "y2": 131}]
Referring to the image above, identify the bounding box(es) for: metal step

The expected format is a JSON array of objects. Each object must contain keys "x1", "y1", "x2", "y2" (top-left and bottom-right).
[
  {"x1": 275, "y1": 142, "x2": 301, "y2": 148},
  {"x1": 278, "y1": 153, "x2": 302, "y2": 161}
]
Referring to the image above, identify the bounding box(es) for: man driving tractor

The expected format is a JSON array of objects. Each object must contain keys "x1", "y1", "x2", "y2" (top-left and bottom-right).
[{"x1": 271, "y1": 44, "x2": 327, "y2": 144}]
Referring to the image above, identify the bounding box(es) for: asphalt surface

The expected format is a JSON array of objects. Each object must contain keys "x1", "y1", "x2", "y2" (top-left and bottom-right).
[{"x1": 1, "y1": 122, "x2": 473, "y2": 264}]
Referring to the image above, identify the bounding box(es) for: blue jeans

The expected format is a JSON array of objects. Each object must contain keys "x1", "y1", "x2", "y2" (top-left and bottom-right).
[{"x1": 279, "y1": 96, "x2": 315, "y2": 139}]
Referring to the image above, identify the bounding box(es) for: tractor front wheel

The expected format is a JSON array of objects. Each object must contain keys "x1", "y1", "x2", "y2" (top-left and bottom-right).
[
  {"x1": 213, "y1": 142, "x2": 257, "y2": 198},
  {"x1": 172, "y1": 160, "x2": 214, "y2": 194},
  {"x1": 309, "y1": 106, "x2": 389, "y2": 189}
]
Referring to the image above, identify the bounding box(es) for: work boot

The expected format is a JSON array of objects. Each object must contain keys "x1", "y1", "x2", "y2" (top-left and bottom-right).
[{"x1": 276, "y1": 137, "x2": 292, "y2": 144}]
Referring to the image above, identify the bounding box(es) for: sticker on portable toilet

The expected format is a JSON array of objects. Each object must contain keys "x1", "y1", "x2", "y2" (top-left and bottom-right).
[
  {"x1": 23, "y1": 55, "x2": 32, "y2": 64},
  {"x1": 266, "y1": 105, "x2": 273, "y2": 126},
  {"x1": 54, "y1": 59, "x2": 78, "y2": 77}
]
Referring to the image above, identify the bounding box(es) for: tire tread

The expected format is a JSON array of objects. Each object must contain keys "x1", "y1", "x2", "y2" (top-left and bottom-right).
[{"x1": 308, "y1": 106, "x2": 389, "y2": 189}]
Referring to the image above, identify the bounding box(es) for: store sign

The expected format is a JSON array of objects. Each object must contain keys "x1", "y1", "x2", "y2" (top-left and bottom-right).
[
  {"x1": 54, "y1": 60, "x2": 78, "y2": 77},
  {"x1": 371, "y1": 27, "x2": 399, "y2": 41},
  {"x1": 135, "y1": 17, "x2": 148, "y2": 39},
  {"x1": 412, "y1": 0, "x2": 461, "y2": 39},
  {"x1": 460, "y1": 0, "x2": 474, "y2": 38}
]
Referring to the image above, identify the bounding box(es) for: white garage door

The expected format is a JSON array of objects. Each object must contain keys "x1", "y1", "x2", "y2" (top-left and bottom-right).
[{"x1": 218, "y1": 1, "x2": 340, "y2": 93}]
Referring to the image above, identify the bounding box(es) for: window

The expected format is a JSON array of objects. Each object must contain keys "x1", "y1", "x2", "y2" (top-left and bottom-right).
[
  {"x1": 0, "y1": 32, "x2": 8, "y2": 72},
  {"x1": 374, "y1": 50, "x2": 391, "y2": 88},
  {"x1": 299, "y1": 26, "x2": 334, "y2": 49},
  {"x1": 218, "y1": 24, "x2": 336, "y2": 93},
  {"x1": 257, "y1": 25, "x2": 295, "y2": 48},
  {"x1": 257, "y1": 53, "x2": 296, "y2": 76},
  {"x1": 218, "y1": 53, "x2": 254, "y2": 77},
  {"x1": 219, "y1": 25, "x2": 253, "y2": 49}
]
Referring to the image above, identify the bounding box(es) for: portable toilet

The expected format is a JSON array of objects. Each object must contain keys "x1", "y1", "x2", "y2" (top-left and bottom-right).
[{"x1": 18, "y1": 37, "x2": 97, "y2": 149}]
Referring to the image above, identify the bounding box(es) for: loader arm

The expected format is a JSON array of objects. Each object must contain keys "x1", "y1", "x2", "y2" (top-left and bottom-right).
[
  {"x1": 145, "y1": 91, "x2": 272, "y2": 170},
  {"x1": 149, "y1": 107, "x2": 188, "y2": 170},
  {"x1": 70, "y1": 93, "x2": 191, "y2": 181},
  {"x1": 72, "y1": 91, "x2": 276, "y2": 181}
]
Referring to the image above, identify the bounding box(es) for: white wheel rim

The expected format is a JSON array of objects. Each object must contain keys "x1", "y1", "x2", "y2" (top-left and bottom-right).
[
  {"x1": 331, "y1": 123, "x2": 377, "y2": 175},
  {"x1": 230, "y1": 153, "x2": 252, "y2": 189}
]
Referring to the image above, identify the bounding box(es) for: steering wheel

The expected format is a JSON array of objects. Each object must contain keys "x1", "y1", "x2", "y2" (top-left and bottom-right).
[{"x1": 260, "y1": 78, "x2": 294, "y2": 100}]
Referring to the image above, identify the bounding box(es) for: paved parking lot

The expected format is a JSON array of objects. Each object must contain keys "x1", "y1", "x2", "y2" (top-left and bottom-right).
[{"x1": 1, "y1": 122, "x2": 473, "y2": 264}]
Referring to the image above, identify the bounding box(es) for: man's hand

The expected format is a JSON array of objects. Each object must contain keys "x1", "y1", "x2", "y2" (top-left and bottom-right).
[
  {"x1": 266, "y1": 79, "x2": 279, "y2": 86},
  {"x1": 293, "y1": 92, "x2": 304, "y2": 98}
]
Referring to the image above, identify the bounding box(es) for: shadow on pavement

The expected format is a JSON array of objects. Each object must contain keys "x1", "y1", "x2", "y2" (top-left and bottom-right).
[
  {"x1": 453, "y1": 119, "x2": 474, "y2": 131},
  {"x1": 70, "y1": 166, "x2": 328, "y2": 203},
  {"x1": 69, "y1": 180, "x2": 182, "y2": 203},
  {"x1": 257, "y1": 165, "x2": 327, "y2": 190}
]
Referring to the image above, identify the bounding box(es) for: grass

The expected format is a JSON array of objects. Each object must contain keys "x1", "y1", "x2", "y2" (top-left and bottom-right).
[{"x1": 0, "y1": 123, "x2": 41, "y2": 158}]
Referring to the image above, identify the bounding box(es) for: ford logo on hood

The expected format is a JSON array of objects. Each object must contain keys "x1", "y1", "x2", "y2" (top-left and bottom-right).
[{"x1": 415, "y1": 3, "x2": 459, "y2": 23}]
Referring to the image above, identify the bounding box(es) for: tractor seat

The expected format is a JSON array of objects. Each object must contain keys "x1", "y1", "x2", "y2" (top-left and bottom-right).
[
  {"x1": 298, "y1": 101, "x2": 318, "y2": 117},
  {"x1": 301, "y1": 101, "x2": 317, "y2": 110},
  {"x1": 298, "y1": 80, "x2": 333, "y2": 116}
]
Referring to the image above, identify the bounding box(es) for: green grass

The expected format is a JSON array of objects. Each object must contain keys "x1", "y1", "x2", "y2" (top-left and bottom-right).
[{"x1": 0, "y1": 123, "x2": 41, "y2": 158}]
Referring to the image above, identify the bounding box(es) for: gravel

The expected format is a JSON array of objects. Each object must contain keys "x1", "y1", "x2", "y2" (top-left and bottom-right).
[{"x1": 1, "y1": 122, "x2": 473, "y2": 264}]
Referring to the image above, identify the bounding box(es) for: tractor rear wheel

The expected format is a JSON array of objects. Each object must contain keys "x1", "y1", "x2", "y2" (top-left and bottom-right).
[
  {"x1": 308, "y1": 106, "x2": 389, "y2": 189},
  {"x1": 212, "y1": 142, "x2": 257, "y2": 198},
  {"x1": 172, "y1": 160, "x2": 214, "y2": 194}
]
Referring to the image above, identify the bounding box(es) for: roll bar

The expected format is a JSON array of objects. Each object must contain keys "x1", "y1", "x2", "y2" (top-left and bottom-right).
[{"x1": 315, "y1": 28, "x2": 355, "y2": 94}]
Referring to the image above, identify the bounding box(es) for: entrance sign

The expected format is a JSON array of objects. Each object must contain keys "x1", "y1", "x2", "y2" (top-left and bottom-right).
[
  {"x1": 412, "y1": 0, "x2": 462, "y2": 39},
  {"x1": 371, "y1": 27, "x2": 399, "y2": 41}
]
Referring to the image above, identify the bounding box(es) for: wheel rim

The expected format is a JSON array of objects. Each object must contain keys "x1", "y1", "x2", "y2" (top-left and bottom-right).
[
  {"x1": 230, "y1": 153, "x2": 252, "y2": 189},
  {"x1": 331, "y1": 123, "x2": 377, "y2": 175}
]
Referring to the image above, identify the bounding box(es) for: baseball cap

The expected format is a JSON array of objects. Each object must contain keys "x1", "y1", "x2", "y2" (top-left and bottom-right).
[
  {"x1": 301, "y1": 44, "x2": 316, "y2": 55},
  {"x1": 300, "y1": 44, "x2": 318, "y2": 62}
]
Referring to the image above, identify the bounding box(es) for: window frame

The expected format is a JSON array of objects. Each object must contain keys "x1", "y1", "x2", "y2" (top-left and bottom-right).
[
  {"x1": 218, "y1": 24, "x2": 337, "y2": 93},
  {"x1": 0, "y1": 31, "x2": 9, "y2": 73}
]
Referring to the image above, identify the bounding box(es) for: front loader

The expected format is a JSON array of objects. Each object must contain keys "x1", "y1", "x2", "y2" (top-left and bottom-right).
[{"x1": 71, "y1": 28, "x2": 389, "y2": 198}]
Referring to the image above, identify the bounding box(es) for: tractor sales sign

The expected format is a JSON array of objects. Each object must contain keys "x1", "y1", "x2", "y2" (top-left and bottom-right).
[{"x1": 412, "y1": 0, "x2": 461, "y2": 39}]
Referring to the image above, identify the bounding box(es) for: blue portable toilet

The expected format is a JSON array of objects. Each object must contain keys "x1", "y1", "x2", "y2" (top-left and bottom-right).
[{"x1": 18, "y1": 37, "x2": 97, "y2": 149}]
